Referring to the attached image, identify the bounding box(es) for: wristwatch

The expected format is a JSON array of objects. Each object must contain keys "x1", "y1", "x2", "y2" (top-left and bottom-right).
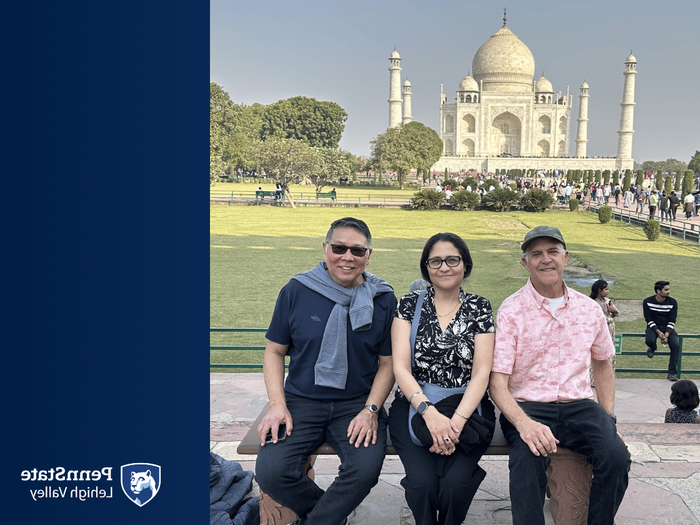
[
  {"x1": 417, "y1": 400, "x2": 434, "y2": 415},
  {"x1": 364, "y1": 403, "x2": 380, "y2": 414},
  {"x1": 610, "y1": 414, "x2": 617, "y2": 424}
]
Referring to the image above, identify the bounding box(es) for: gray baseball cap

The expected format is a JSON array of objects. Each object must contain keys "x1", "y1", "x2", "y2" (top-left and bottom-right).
[{"x1": 521, "y1": 225, "x2": 567, "y2": 253}]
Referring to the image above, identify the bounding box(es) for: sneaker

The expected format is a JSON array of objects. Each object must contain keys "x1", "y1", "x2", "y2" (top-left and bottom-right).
[
  {"x1": 667, "y1": 373, "x2": 679, "y2": 382},
  {"x1": 646, "y1": 347, "x2": 655, "y2": 358}
]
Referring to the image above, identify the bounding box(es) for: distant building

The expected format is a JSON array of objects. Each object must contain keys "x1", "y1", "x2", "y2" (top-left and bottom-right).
[{"x1": 388, "y1": 11, "x2": 637, "y2": 173}]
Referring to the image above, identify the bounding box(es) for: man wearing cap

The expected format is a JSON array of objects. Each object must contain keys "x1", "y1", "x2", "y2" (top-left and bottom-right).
[{"x1": 489, "y1": 225, "x2": 630, "y2": 525}]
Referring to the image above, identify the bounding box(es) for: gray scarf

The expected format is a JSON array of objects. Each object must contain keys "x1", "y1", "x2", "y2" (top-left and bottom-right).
[{"x1": 292, "y1": 262, "x2": 393, "y2": 389}]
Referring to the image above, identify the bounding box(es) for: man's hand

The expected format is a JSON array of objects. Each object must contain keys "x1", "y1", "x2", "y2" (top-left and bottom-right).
[
  {"x1": 257, "y1": 404, "x2": 293, "y2": 446},
  {"x1": 347, "y1": 409, "x2": 379, "y2": 448},
  {"x1": 517, "y1": 418, "x2": 559, "y2": 457}
]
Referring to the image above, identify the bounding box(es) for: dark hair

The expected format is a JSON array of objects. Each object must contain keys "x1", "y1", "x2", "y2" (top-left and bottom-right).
[
  {"x1": 419, "y1": 232, "x2": 473, "y2": 283},
  {"x1": 670, "y1": 380, "x2": 700, "y2": 410},
  {"x1": 325, "y1": 217, "x2": 372, "y2": 248},
  {"x1": 589, "y1": 279, "x2": 608, "y2": 300},
  {"x1": 654, "y1": 280, "x2": 669, "y2": 294}
]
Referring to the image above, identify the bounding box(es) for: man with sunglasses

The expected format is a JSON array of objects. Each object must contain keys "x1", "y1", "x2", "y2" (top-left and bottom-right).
[{"x1": 255, "y1": 217, "x2": 396, "y2": 525}]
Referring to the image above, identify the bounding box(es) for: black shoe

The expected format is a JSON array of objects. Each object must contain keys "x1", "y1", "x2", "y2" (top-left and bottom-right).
[
  {"x1": 667, "y1": 373, "x2": 679, "y2": 382},
  {"x1": 646, "y1": 347, "x2": 655, "y2": 358}
]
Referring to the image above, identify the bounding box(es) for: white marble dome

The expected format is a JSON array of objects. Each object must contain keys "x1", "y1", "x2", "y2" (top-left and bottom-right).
[
  {"x1": 472, "y1": 24, "x2": 535, "y2": 92},
  {"x1": 625, "y1": 52, "x2": 636, "y2": 63},
  {"x1": 390, "y1": 49, "x2": 400, "y2": 59},
  {"x1": 535, "y1": 74, "x2": 553, "y2": 92},
  {"x1": 458, "y1": 75, "x2": 479, "y2": 91}
]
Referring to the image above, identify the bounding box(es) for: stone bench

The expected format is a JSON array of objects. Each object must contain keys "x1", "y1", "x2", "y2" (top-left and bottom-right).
[{"x1": 237, "y1": 403, "x2": 594, "y2": 525}]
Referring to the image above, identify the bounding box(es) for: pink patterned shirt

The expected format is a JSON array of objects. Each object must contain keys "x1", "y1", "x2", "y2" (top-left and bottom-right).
[{"x1": 492, "y1": 278, "x2": 615, "y2": 402}]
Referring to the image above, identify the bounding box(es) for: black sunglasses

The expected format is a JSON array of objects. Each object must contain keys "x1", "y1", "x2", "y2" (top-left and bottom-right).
[{"x1": 329, "y1": 244, "x2": 368, "y2": 257}]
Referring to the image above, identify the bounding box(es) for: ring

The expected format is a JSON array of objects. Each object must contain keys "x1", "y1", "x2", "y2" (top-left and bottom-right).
[
  {"x1": 535, "y1": 441, "x2": 541, "y2": 445},
  {"x1": 444, "y1": 437, "x2": 451, "y2": 442}
]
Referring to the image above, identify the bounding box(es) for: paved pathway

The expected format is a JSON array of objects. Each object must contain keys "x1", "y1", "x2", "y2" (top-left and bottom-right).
[{"x1": 211, "y1": 375, "x2": 699, "y2": 524}]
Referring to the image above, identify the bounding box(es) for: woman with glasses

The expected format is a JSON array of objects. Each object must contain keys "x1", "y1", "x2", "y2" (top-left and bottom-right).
[{"x1": 388, "y1": 232, "x2": 496, "y2": 525}]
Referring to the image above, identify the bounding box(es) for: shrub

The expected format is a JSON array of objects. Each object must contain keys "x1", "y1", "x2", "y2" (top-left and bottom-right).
[
  {"x1": 410, "y1": 189, "x2": 445, "y2": 210},
  {"x1": 643, "y1": 220, "x2": 660, "y2": 241},
  {"x1": 519, "y1": 189, "x2": 555, "y2": 212},
  {"x1": 483, "y1": 178, "x2": 499, "y2": 190},
  {"x1": 483, "y1": 187, "x2": 519, "y2": 212},
  {"x1": 569, "y1": 198, "x2": 579, "y2": 211},
  {"x1": 464, "y1": 176, "x2": 478, "y2": 190},
  {"x1": 443, "y1": 178, "x2": 459, "y2": 189},
  {"x1": 450, "y1": 190, "x2": 481, "y2": 211},
  {"x1": 598, "y1": 205, "x2": 613, "y2": 223}
]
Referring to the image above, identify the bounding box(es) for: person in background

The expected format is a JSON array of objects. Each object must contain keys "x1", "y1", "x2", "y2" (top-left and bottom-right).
[
  {"x1": 589, "y1": 280, "x2": 619, "y2": 385},
  {"x1": 683, "y1": 192, "x2": 694, "y2": 219},
  {"x1": 647, "y1": 190, "x2": 658, "y2": 220},
  {"x1": 668, "y1": 191, "x2": 679, "y2": 220},
  {"x1": 644, "y1": 280, "x2": 680, "y2": 382},
  {"x1": 666, "y1": 380, "x2": 700, "y2": 424}
]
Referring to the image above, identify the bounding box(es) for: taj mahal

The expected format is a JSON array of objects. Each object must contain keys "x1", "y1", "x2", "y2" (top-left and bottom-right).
[{"x1": 387, "y1": 11, "x2": 637, "y2": 173}]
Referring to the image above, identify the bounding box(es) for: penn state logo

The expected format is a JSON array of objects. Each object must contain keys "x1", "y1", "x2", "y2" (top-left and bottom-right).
[{"x1": 121, "y1": 463, "x2": 161, "y2": 507}]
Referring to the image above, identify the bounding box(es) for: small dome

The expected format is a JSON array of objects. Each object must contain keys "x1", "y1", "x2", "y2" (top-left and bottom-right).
[
  {"x1": 581, "y1": 80, "x2": 589, "y2": 89},
  {"x1": 458, "y1": 76, "x2": 479, "y2": 91},
  {"x1": 390, "y1": 49, "x2": 400, "y2": 59},
  {"x1": 625, "y1": 52, "x2": 636, "y2": 63},
  {"x1": 403, "y1": 79, "x2": 411, "y2": 86},
  {"x1": 535, "y1": 75, "x2": 553, "y2": 93}
]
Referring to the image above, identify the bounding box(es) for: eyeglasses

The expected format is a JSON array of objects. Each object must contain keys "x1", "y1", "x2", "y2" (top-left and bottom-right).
[
  {"x1": 425, "y1": 256, "x2": 462, "y2": 269},
  {"x1": 329, "y1": 244, "x2": 369, "y2": 257}
]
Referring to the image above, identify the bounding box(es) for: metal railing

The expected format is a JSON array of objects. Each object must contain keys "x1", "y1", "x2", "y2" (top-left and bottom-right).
[
  {"x1": 211, "y1": 328, "x2": 700, "y2": 376},
  {"x1": 613, "y1": 333, "x2": 700, "y2": 377},
  {"x1": 587, "y1": 204, "x2": 700, "y2": 244}
]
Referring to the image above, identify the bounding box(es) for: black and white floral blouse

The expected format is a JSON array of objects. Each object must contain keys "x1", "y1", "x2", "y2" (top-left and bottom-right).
[
  {"x1": 395, "y1": 287, "x2": 494, "y2": 393},
  {"x1": 667, "y1": 407, "x2": 699, "y2": 424}
]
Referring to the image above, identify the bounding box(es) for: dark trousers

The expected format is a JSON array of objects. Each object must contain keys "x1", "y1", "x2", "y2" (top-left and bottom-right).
[
  {"x1": 645, "y1": 326, "x2": 680, "y2": 375},
  {"x1": 388, "y1": 395, "x2": 493, "y2": 525},
  {"x1": 648, "y1": 205, "x2": 656, "y2": 219},
  {"x1": 256, "y1": 393, "x2": 387, "y2": 525},
  {"x1": 500, "y1": 399, "x2": 630, "y2": 525}
]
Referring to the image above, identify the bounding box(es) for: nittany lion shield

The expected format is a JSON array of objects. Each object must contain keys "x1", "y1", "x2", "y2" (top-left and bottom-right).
[{"x1": 121, "y1": 463, "x2": 161, "y2": 507}]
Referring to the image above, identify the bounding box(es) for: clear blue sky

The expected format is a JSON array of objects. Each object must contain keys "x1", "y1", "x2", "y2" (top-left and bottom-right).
[{"x1": 211, "y1": 0, "x2": 699, "y2": 164}]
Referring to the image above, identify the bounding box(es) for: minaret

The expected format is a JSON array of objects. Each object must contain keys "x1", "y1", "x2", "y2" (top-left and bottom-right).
[
  {"x1": 402, "y1": 79, "x2": 413, "y2": 125},
  {"x1": 616, "y1": 52, "x2": 637, "y2": 167},
  {"x1": 388, "y1": 48, "x2": 402, "y2": 128},
  {"x1": 575, "y1": 81, "x2": 589, "y2": 158}
]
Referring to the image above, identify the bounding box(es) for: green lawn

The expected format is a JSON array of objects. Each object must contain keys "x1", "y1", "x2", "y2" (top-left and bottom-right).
[{"x1": 210, "y1": 206, "x2": 700, "y2": 377}]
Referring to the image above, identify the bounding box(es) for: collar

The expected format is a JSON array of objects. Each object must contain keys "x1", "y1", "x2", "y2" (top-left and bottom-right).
[{"x1": 524, "y1": 278, "x2": 570, "y2": 310}]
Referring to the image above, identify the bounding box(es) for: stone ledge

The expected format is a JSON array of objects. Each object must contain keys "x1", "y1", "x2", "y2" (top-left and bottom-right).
[{"x1": 617, "y1": 423, "x2": 699, "y2": 444}]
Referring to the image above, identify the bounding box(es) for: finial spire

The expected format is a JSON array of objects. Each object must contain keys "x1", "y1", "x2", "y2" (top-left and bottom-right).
[{"x1": 503, "y1": 7, "x2": 507, "y2": 26}]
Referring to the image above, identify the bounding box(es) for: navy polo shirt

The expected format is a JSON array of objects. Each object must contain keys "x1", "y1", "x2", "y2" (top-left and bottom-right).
[{"x1": 266, "y1": 279, "x2": 396, "y2": 400}]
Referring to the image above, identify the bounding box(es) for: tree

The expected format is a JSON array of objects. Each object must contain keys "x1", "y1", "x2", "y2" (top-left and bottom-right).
[
  {"x1": 210, "y1": 82, "x2": 237, "y2": 182},
  {"x1": 682, "y1": 170, "x2": 694, "y2": 199},
  {"x1": 311, "y1": 148, "x2": 353, "y2": 193},
  {"x1": 370, "y1": 122, "x2": 442, "y2": 189},
  {"x1": 688, "y1": 150, "x2": 700, "y2": 174},
  {"x1": 261, "y1": 96, "x2": 348, "y2": 148},
  {"x1": 636, "y1": 169, "x2": 644, "y2": 188},
  {"x1": 622, "y1": 170, "x2": 631, "y2": 192},
  {"x1": 248, "y1": 137, "x2": 319, "y2": 208},
  {"x1": 655, "y1": 170, "x2": 664, "y2": 190},
  {"x1": 483, "y1": 187, "x2": 519, "y2": 212},
  {"x1": 664, "y1": 174, "x2": 673, "y2": 194},
  {"x1": 664, "y1": 158, "x2": 688, "y2": 177}
]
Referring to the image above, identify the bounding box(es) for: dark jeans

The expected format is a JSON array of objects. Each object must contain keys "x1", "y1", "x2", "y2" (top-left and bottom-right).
[
  {"x1": 648, "y1": 205, "x2": 656, "y2": 219},
  {"x1": 645, "y1": 326, "x2": 680, "y2": 375},
  {"x1": 388, "y1": 395, "x2": 494, "y2": 525},
  {"x1": 256, "y1": 393, "x2": 387, "y2": 525},
  {"x1": 500, "y1": 399, "x2": 630, "y2": 525}
]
